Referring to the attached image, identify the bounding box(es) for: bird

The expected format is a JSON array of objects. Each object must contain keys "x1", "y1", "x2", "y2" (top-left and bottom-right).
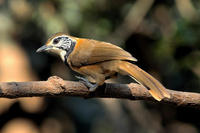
[{"x1": 36, "y1": 32, "x2": 170, "y2": 101}]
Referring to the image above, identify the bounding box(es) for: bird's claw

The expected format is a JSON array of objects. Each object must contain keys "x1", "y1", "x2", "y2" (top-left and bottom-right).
[{"x1": 75, "y1": 76, "x2": 98, "y2": 92}]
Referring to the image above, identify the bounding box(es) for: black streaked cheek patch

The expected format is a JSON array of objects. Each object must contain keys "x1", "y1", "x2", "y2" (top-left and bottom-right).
[
  {"x1": 64, "y1": 40, "x2": 76, "y2": 59},
  {"x1": 61, "y1": 39, "x2": 71, "y2": 50}
]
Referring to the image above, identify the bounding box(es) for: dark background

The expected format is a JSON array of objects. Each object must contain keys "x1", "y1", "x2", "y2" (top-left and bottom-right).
[{"x1": 0, "y1": 0, "x2": 200, "y2": 133}]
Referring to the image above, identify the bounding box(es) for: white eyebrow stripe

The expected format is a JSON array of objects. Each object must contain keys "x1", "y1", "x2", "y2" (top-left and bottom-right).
[{"x1": 55, "y1": 35, "x2": 69, "y2": 39}]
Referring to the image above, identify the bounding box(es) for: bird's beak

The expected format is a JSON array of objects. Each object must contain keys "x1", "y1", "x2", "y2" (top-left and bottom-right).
[{"x1": 36, "y1": 45, "x2": 53, "y2": 53}]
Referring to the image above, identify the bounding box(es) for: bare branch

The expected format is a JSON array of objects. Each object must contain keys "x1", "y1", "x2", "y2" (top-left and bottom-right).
[{"x1": 0, "y1": 76, "x2": 199, "y2": 109}]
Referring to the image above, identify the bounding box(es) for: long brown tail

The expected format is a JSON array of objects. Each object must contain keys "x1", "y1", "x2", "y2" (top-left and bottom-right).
[{"x1": 118, "y1": 61, "x2": 170, "y2": 101}]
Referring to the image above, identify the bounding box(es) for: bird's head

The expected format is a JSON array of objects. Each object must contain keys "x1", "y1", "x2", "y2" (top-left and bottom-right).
[{"x1": 36, "y1": 33, "x2": 77, "y2": 61}]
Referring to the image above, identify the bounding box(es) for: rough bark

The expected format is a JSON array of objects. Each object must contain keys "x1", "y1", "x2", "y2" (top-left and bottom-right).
[{"x1": 0, "y1": 76, "x2": 199, "y2": 109}]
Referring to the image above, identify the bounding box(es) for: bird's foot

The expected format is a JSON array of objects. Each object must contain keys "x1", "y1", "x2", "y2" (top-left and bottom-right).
[{"x1": 75, "y1": 76, "x2": 98, "y2": 92}]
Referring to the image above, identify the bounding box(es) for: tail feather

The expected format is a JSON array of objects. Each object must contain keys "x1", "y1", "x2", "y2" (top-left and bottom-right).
[{"x1": 118, "y1": 61, "x2": 170, "y2": 101}]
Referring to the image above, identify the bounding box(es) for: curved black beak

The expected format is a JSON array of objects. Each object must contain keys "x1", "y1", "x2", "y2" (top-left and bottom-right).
[{"x1": 36, "y1": 45, "x2": 52, "y2": 53}]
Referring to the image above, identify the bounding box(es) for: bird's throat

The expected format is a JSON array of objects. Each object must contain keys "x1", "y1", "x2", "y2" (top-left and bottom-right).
[{"x1": 59, "y1": 50, "x2": 67, "y2": 62}]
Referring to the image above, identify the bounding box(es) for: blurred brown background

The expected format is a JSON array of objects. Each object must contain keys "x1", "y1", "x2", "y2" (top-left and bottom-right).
[{"x1": 0, "y1": 0, "x2": 200, "y2": 133}]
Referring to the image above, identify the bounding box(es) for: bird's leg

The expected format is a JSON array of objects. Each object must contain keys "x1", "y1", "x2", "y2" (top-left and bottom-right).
[{"x1": 75, "y1": 76, "x2": 98, "y2": 92}]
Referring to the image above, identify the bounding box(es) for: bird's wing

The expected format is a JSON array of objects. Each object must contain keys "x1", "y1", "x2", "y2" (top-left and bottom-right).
[{"x1": 69, "y1": 39, "x2": 137, "y2": 66}]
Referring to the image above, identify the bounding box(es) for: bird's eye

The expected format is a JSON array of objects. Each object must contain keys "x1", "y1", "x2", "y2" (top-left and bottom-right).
[{"x1": 53, "y1": 38, "x2": 59, "y2": 44}]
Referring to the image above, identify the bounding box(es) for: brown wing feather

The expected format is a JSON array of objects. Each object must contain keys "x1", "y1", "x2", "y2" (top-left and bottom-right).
[{"x1": 69, "y1": 39, "x2": 137, "y2": 66}]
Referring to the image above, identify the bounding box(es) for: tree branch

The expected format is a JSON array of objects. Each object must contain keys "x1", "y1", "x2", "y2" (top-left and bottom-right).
[{"x1": 0, "y1": 76, "x2": 199, "y2": 109}]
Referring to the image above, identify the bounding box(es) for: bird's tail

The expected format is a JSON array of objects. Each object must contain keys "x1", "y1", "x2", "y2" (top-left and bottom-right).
[{"x1": 118, "y1": 61, "x2": 170, "y2": 101}]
